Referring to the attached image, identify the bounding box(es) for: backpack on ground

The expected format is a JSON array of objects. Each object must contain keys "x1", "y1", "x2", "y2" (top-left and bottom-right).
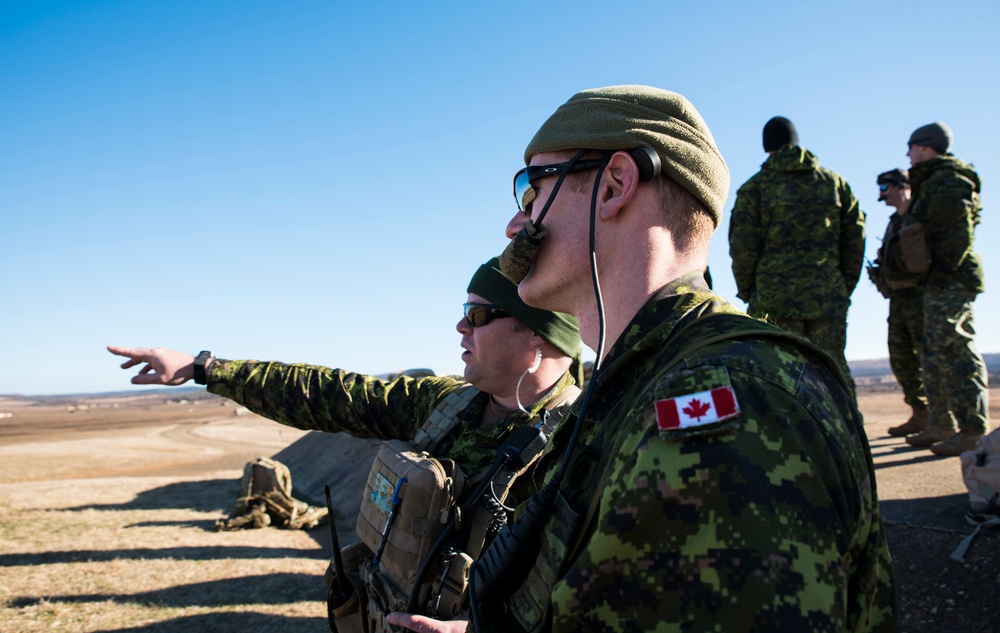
[
  {"x1": 960, "y1": 428, "x2": 1000, "y2": 519},
  {"x1": 216, "y1": 456, "x2": 327, "y2": 531},
  {"x1": 951, "y1": 429, "x2": 1000, "y2": 561}
]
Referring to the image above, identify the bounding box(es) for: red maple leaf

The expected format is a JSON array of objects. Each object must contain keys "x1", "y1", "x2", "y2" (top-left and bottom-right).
[{"x1": 682, "y1": 398, "x2": 712, "y2": 421}]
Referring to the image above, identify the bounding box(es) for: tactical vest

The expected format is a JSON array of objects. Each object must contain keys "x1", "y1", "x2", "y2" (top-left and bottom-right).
[
  {"x1": 327, "y1": 382, "x2": 580, "y2": 633},
  {"x1": 879, "y1": 213, "x2": 927, "y2": 291}
]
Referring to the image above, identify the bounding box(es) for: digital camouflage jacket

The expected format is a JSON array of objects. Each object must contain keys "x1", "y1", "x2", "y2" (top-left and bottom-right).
[
  {"x1": 498, "y1": 271, "x2": 896, "y2": 633},
  {"x1": 207, "y1": 361, "x2": 578, "y2": 505},
  {"x1": 729, "y1": 146, "x2": 866, "y2": 319},
  {"x1": 907, "y1": 154, "x2": 984, "y2": 294}
]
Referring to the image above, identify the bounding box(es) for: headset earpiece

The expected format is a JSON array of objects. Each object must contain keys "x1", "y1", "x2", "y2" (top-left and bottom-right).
[
  {"x1": 629, "y1": 147, "x2": 661, "y2": 182},
  {"x1": 528, "y1": 347, "x2": 542, "y2": 374}
]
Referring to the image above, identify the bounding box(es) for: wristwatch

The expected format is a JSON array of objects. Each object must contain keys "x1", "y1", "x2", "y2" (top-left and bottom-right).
[{"x1": 193, "y1": 350, "x2": 213, "y2": 385}]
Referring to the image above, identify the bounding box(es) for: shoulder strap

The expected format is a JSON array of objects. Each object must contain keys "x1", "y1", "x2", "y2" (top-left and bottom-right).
[
  {"x1": 666, "y1": 312, "x2": 853, "y2": 394},
  {"x1": 467, "y1": 383, "x2": 582, "y2": 489},
  {"x1": 538, "y1": 384, "x2": 581, "y2": 424},
  {"x1": 464, "y1": 383, "x2": 582, "y2": 559},
  {"x1": 411, "y1": 385, "x2": 480, "y2": 453}
]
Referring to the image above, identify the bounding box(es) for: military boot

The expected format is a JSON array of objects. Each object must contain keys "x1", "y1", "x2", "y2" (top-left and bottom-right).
[
  {"x1": 888, "y1": 406, "x2": 930, "y2": 437},
  {"x1": 905, "y1": 425, "x2": 956, "y2": 447},
  {"x1": 929, "y1": 430, "x2": 984, "y2": 456}
]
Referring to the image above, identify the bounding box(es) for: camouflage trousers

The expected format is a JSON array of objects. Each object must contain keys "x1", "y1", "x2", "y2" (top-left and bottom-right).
[
  {"x1": 887, "y1": 292, "x2": 927, "y2": 409},
  {"x1": 763, "y1": 313, "x2": 855, "y2": 396},
  {"x1": 922, "y1": 285, "x2": 989, "y2": 433}
]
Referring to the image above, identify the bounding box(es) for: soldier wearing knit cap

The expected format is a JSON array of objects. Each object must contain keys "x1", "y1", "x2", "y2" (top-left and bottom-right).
[
  {"x1": 902, "y1": 122, "x2": 990, "y2": 456},
  {"x1": 391, "y1": 86, "x2": 895, "y2": 633},
  {"x1": 729, "y1": 117, "x2": 865, "y2": 390},
  {"x1": 762, "y1": 115, "x2": 798, "y2": 152},
  {"x1": 909, "y1": 121, "x2": 953, "y2": 153}
]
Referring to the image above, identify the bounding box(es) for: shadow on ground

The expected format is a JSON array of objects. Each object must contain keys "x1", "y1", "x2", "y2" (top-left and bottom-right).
[
  {"x1": 93, "y1": 612, "x2": 326, "y2": 633},
  {"x1": 10, "y1": 572, "x2": 324, "y2": 609},
  {"x1": 881, "y1": 493, "x2": 971, "y2": 532},
  {"x1": 886, "y1": 523, "x2": 999, "y2": 633},
  {"x1": 0, "y1": 545, "x2": 324, "y2": 568},
  {"x1": 66, "y1": 479, "x2": 236, "y2": 513}
]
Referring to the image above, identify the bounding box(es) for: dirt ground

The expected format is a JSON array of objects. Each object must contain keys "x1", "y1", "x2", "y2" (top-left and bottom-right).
[
  {"x1": 853, "y1": 390, "x2": 1000, "y2": 633},
  {"x1": 0, "y1": 388, "x2": 998, "y2": 632}
]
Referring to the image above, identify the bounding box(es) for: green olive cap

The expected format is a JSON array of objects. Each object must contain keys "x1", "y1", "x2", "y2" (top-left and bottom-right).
[{"x1": 524, "y1": 85, "x2": 730, "y2": 226}]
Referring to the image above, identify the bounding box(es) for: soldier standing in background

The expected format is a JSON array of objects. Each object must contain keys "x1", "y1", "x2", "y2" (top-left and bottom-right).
[
  {"x1": 900, "y1": 122, "x2": 990, "y2": 456},
  {"x1": 868, "y1": 169, "x2": 931, "y2": 436},
  {"x1": 729, "y1": 116, "x2": 866, "y2": 391}
]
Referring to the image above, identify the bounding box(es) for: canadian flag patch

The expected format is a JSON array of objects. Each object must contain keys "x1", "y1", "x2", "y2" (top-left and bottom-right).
[{"x1": 655, "y1": 386, "x2": 740, "y2": 431}]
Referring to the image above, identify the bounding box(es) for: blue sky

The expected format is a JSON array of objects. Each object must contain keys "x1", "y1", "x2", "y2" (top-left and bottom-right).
[{"x1": 2, "y1": 0, "x2": 998, "y2": 396}]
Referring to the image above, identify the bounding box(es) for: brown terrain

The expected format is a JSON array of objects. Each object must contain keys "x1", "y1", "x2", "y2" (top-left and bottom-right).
[{"x1": 0, "y1": 385, "x2": 998, "y2": 632}]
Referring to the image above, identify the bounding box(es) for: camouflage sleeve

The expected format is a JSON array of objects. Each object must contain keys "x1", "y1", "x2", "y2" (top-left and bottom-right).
[
  {"x1": 925, "y1": 177, "x2": 975, "y2": 275},
  {"x1": 837, "y1": 179, "x2": 866, "y2": 295},
  {"x1": 206, "y1": 359, "x2": 463, "y2": 440},
  {"x1": 548, "y1": 360, "x2": 895, "y2": 632},
  {"x1": 728, "y1": 181, "x2": 762, "y2": 303}
]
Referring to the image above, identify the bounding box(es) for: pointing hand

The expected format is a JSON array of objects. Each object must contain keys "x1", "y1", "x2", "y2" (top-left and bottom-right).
[{"x1": 107, "y1": 345, "x2": 197, "y2": 386}]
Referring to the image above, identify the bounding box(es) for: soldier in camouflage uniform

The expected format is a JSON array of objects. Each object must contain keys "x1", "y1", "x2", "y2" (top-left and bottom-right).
[
  {"x1": 108, "y1": 257, "x2": 582, "y2": 507},
  {"x1": 899, "y1": 122, "x2": 990, "y2": 456},
  {"x1": 388, "y1": 86, "x2": 896, "y2": 633},
  {"x1": 109, "y1": 258, "x2": 582, "y2": 631},
  {"x1": 868, "y1": 168, "x2": 931, "y2": 436},
  {"x1": 729, "y1": 117, "x2": 866, "y2": 390}
]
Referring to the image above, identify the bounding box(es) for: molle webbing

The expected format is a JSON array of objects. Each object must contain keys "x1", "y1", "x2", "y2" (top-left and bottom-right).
[
  {"x1": 411, "y1": 385, "x2": 480, "y2": 452},
  {"x1": 465, "y1": 385, "x2": 581, "y2": 560}
]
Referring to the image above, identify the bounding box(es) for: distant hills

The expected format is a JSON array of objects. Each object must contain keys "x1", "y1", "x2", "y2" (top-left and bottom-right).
[
  {"x1": 850, "y1": 353, "x2": 1000, "y2": 377},
  {"x1": 0, "y1": 386, "x2": 208, "y2": 403},
  {"x1": 5, "y1": 356, "x2": 1000, "y2": 400},
  {"x1": 850, "y1": 353, "x2": 1000, "y2": 392}
]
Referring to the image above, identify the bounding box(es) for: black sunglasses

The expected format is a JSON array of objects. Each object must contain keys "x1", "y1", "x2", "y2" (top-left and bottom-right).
[
  {"x1": 512, "y1": 158, "x2": 606, "y2": 214},
  {"x1": 463, "y1": 302, "x2": 511, "y2": 327},
  {"x1": 878, "y1": 184, "x2": 891, "y2": 192}
]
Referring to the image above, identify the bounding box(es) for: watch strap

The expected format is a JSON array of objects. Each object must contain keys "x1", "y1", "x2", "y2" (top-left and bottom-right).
[{"x1": 193, "y1": 350, "x2": 212, "y2": 385}]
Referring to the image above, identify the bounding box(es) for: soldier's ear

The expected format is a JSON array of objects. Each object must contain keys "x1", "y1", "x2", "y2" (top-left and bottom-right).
[{"x1": 598, "y1": 151, "x2": 643, "y2": 221}]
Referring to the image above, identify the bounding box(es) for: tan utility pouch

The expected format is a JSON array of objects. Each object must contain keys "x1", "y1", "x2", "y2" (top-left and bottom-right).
[
  {"x1": 899, "y1": 221, "x2": 932, "y2": 273},
  {"x1": 356, "y1": 439, "x2": 467, "y2": 613}
]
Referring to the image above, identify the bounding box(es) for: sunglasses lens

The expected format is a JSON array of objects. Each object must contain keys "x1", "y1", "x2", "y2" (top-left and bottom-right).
[
  {"x1": 513, "y1": 169, "x2": 535, "y2": 213},
  {"x1": 465, "y1": 305, "x2": 486, "y2": 327},
  {"x1": 464, "y1": 303, "x2": 509, "y2": 327},
  {"x1": 879, "y1": 185, "x2": 889, "y2": 192}
]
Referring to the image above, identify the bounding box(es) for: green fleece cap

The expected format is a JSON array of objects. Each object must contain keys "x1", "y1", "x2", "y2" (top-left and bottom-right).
[
  {"x1": 908, "y1": 121, "x2": 952, "y2": 153},
  {"x1": 468, "y1": 257, "x2": 580, "y2": 357},
  {"x1": 523, "y1": 85, "x2": 730, "y2": 226}
]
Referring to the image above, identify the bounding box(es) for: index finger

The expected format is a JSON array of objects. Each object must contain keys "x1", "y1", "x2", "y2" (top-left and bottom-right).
[{"x1": 107, "y1": 345, "x2": 145, "y2": 359}]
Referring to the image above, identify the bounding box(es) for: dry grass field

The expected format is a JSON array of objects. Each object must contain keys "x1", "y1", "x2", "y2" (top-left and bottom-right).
[
  {"x1": 0, "y1": 388, "x2": 998, "y2": 633},
  {"x1": 0, "y1": 393, "x2": 326, "y2": 632}
]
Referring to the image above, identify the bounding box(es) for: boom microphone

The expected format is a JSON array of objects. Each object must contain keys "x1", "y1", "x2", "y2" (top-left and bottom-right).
[{"x1": 498, "y1": 219, "x2": 548, "y2": 283}]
